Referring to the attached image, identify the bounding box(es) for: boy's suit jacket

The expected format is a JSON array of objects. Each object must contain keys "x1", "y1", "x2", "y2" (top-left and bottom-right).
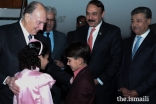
[{"x1": 65, "y1": 66, "x2": 95, "y2": 104}]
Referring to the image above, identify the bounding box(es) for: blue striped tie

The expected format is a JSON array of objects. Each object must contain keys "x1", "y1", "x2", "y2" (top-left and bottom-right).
[{"x1": 132, "y1": 36, "x2": 142, "y2": 59}]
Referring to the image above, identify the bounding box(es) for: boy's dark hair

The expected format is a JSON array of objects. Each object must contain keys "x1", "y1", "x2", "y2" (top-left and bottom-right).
[
  {"x1": 18, "y1": 41, "x2": 49, "y2": 70},
  {"x1": 64, "y1": 42, "x2": 91, "y2": 64}
]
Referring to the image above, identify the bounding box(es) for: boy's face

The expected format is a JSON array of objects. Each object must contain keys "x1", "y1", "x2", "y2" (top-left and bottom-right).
[
  {"x1": 67, "y1": 57, "x2": 82, "y2": 71},
  {"x1": 38, "y1": 54, "x2": 49, "y2": 70}
]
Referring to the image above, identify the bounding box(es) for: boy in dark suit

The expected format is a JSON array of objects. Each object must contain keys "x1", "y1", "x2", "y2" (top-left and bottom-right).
[{"x1": 64, "y1": 42, "x2": 95, "y2": 104}]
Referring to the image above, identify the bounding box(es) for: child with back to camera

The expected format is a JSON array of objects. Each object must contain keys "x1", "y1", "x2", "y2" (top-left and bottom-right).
[
  {"x1": 64, "y1": 42, "x2": 95, "y2": 104},
  {"x1": 13, "y1": 39, "x2": 55, "y2": 104}
]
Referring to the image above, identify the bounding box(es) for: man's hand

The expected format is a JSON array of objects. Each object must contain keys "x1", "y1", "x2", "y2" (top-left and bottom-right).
[
  {"x1": 94, "y1": 79, "x2": 99, "y2": 85},
  {"x1": 126, "y1": 90, "x2": 139, "y2": 97},
  {"x1": 6, "y1": 76, "x2": 19, "y2": 95},
  {"x1": 119, "y1": 88, "x2": 139, "y2": 98},
  {"x1": 54, "y1": 60, "x2": 64, "y2": 68},
  {"x1": 119, "y1": 87, "x2": 130, "y2": 97}
]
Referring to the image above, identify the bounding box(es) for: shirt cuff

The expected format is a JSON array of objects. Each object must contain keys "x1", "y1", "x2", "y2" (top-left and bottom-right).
[
  {"x1": 97, "y1": 78, "x2": 104, "y2": 85},
  {"x1": 3, "y1": 76, "x2": 9, "y2": 85}
]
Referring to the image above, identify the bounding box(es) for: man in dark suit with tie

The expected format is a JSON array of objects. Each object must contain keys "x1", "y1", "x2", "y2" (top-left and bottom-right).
[
  {"x1": 0, "y1": 1, "x2": 71, "y2": 104},
  {"x1": 43, "y1": 6, "x2": 68, "y2": 104},
  {"x1": 116, "y1": 7, "x2": 156, "y2": 104},
  {"x1": 75, "y1": 1, "x2": 123, "y2": 104}
]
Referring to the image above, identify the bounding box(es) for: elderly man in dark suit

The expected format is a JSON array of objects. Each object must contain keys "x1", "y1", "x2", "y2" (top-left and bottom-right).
[
  {"x1": 116, "y1": 7, "x2": 156, "y2": 104},
  {"x1": 0, "y1": 1, "x2": 71, "y2": 104},
  {"x1": 75, "y1": 1, "x2": 123, "y2": 104}
]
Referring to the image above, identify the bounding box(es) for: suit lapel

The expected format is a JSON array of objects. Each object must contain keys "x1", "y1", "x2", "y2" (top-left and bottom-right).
[
  {"x1": 91, "y1": 22, "x2": 107, "y2": 54},
  {"x1": 73, "y1": 67, "x2": 87, "y2": 82},
  {"x1": 133, "y1": 31, "x2": 154, "y2": 58},
  {"x1": 125, "y1": 36, "x2": 135, "y2": 61},
  {"x1": 13, "y1": 22, "x2": 27, "y2": 49}
]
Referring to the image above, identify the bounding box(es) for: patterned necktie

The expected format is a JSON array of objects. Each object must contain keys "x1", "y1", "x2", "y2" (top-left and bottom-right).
[
  {"x1": 132, "y1": 36, "x2": 142, "y2": 59},
  {"x1": 28, "y1": 35, "x2": 32, "y2": 40},
  {"x1": 46, "y1": 32, "x2": 51, "y2": 52},
  {"x1": 87, "y1": 28, "x2": 96, "y2": 50}
]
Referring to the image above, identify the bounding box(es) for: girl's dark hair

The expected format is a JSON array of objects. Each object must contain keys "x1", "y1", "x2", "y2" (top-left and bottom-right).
[{"x1": 18, "y1": 41, "x2": 49, "y2": 70}]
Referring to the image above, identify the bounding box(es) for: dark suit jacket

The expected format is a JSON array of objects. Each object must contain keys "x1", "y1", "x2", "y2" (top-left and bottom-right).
[
  {"x1": 66, "y1": 30, "x2": 76, "y2": 45},
  {"x1": 116, "y1": 31, "x2": 156, "y2": 103},
  {"x1": 65, "y1": 66, "x2": 95, "y2": 104},
  {"x1": 75, "y1": 21, "x2": 123, "y2": 103},
  {"x1": 51, "y1": 30, "x2": 67, "y2": 61},
  {"x1": 0, "y1": 22, "x2": 71, "y2": 104}
]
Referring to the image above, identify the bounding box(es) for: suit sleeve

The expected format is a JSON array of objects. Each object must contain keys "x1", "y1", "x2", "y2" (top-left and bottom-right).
[
  {"x1": 135, "y1": 47, "x2": 156, "y2": 96},
  {"x1": 46, "y1": 60, "x2": 72, "y2": 88},
  {"x1": 115, "y1": 55, "x2": 124, "y2": 90},
  {"x1": 0, "y1": 29, "x2": 7, "y2": 88},
  {"x1": 99, "y1": 27, "x2": 123, "y2": 85}
]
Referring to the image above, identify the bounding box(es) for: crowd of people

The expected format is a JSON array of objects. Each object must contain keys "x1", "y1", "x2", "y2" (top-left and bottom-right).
[{"x1": 0, "y1": 0, "x2": 156, "y2": 104}]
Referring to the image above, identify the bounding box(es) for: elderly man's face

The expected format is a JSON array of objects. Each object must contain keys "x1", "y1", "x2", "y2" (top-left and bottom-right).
[
  {"x1": 45, "y1": 12, "x2": 55, "y2": 32},
  {"x1": 27, "y1": 4, "x2": 46, "y2": 35}
]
